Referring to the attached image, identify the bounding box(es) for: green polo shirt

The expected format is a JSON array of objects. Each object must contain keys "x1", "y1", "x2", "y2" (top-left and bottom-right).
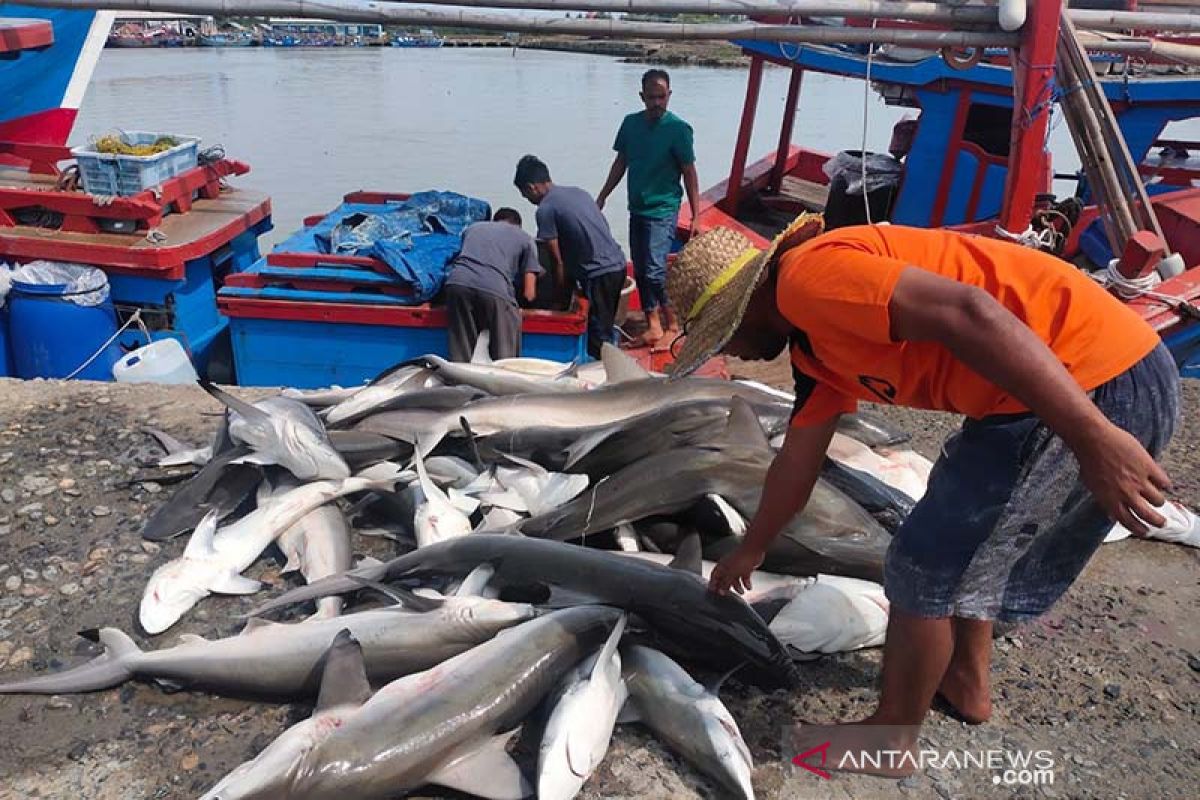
[{"x1": 613, "y1": 110, "x2": 695, "y2": 220}]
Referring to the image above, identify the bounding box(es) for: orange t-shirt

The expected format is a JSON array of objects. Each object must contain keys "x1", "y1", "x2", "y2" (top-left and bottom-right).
[{"x1": 777, "y1": 225, "x2": 1160, "y2": 426}]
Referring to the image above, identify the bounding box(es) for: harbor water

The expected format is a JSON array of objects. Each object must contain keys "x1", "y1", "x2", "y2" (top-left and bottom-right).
[{"x1": 76, "y1": 47, "x2": 1200, "y2": 250}]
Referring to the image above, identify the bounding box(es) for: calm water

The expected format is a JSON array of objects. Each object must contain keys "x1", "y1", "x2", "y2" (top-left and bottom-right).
[
  {"x1": 75, "y1": 48, "x2": 1199, "y2": 248},
  {"x1": 75, "y1": 47, "x2": 910, "y2": 248}
]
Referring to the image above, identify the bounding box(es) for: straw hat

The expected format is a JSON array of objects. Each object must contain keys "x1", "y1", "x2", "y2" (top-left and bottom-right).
[{"x1": 667, "y1": 212, "x2": 824, "y2": 378}]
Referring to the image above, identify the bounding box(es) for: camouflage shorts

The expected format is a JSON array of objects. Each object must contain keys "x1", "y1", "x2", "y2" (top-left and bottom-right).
[{"x1": 884, "y1": 344, "x2": 1180, "y2": 623}]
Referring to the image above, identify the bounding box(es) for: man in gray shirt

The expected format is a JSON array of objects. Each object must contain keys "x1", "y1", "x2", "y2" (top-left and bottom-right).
[
  {"x1": 444, "y1": 207, "x2": 541, "y2": 361},
  {"x1": 514, "y1": 155, "x2": 627, "y2": 359}
]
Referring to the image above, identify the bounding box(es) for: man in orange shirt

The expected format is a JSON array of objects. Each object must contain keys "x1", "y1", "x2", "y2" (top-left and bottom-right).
[{"x1": 668, "y1": 216, "x2": 1179, "y2": 776}]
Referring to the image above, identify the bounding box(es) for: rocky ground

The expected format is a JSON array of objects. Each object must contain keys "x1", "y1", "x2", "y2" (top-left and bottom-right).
[{"x1": 0, "y1": 368, "x2": 1196, "y2": 800}]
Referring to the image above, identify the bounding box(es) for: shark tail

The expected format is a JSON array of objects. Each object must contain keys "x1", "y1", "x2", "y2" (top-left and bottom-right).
[{"x1": 0, "y1": 628, "x2": 140, "y2": 695}]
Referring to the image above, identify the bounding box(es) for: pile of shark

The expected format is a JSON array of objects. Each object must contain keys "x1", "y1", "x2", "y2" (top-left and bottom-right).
[{"x1": 2, "y1": 336, "x2": 1195, "y2": 799}]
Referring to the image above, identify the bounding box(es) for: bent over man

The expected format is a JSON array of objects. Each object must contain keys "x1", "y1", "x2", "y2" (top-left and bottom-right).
[{"x1": 668, "y1": 217, "x2": 1178, "y2": 775}]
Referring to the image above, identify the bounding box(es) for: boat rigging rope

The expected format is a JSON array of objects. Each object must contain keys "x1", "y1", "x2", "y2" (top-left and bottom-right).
[
  {"x1": 62, "y1": 308, "x2": 151, "y2": 381},
  {"x1": 861, "y1": 19, "x2": 877, "y2": 225}
]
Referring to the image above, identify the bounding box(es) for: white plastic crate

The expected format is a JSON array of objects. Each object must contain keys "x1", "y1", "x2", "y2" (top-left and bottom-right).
[{"x1": 71, "y1": 132, "x2": 200, "y2": 197}]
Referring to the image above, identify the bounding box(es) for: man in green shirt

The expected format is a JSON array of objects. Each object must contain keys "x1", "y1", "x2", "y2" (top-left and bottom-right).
[{"x1": 597, "y1": 68, "x2": 700, "y2": 348}]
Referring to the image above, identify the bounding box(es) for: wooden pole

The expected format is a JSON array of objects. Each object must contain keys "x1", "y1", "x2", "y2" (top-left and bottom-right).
[
  {"x1": 723, "y1": 54, "x2": 765, "y2": 216},
  {"x1": 769, "y1": 66, "x2": 804, "y2": 194}
]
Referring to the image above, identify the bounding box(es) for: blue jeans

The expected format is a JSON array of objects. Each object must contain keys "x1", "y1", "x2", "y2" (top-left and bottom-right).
[{"x1": 629, "y1": 213, "x2": 675, "y2": 312}]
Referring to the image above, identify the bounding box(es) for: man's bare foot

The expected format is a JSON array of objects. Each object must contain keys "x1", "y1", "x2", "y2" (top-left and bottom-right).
[
  {"x1": 789, "y1": 718, "x2": 921, "y2": 779},
  {"x1": 644, "y1": 312, "x2": 666, "y2": 344},
  {"x1": 935, "y1": 664, "x2": 992, "y2": 724}
]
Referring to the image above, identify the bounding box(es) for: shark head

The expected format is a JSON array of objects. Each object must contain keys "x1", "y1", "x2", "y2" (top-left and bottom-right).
[
  {"x1": 139, "y1": 557, "x2": 217, "y2": 635},
  {"x1": 695, "y1": 693, "x2": 756, "y2": 800},
  {"x1": 283, "y1": 423, "x2": 351, "y2": 481},
  {"x1": 200, "y1": 707, "x2": 356, "y2": 799}
]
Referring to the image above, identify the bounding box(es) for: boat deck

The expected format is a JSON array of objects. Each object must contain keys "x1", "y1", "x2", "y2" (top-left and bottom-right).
[{"x1": 0, "y1": 168, "x2": 272, "y2": 278}]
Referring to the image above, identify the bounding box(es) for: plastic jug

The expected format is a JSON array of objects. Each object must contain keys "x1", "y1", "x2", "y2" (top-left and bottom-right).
[{"x1": 112, "y1": 338, "x2": 199, "y2": 384}]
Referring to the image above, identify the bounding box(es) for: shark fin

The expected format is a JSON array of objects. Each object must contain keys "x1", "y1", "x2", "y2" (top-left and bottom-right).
[
  {"x1": 355, "y1": 555, "x2": 385, "y2": 569},
  {"x1": 198, "y1": 380, "x2": 271, "y2": 425},
  {"x1": 590, "y1": 614, "x2": 628, "y2": 682},
  {"x1": 615, "y1": 697, "x2": 642, "y2": 725},
  {"x1": 459, "y1": 416, "x2": 486, "y2": 473},
  {"x1": 720, "y1": 396, "x2": 770, "y2": 450},
  {"x1": 231, "y1": 452, "x2": 279, "y2": 467},
  {"x1": 499, "y1": 452, "x2": 548, "y2": 479},
  {"x1": 141, "y1": 426, "x2": 192, "y2": 456},
  {"x1": 750, "y1": 598, "x2": 789, "y2": 625},
  {"x1": 667, "y1": 533, "x2": 704, "y2": 576},
  {"x1": 705, "y1": 661, "x2": 745, "y2": 696},
  {"x1": 600, "y1": 342, "x2": 652, "y2": 384},
  {"x1": 209, "y1": 571, "x2": 263, "y2": 595},
  {"x1": 554, "y1": 359, "x2": 580, "y2": 380},
  {"x1": 447, "y1": 487, "x2": 481, "y2": 515},
  {"x1": 280, "y1": 552, "x2": 302, "y2": 574},
  {"x1": 705, "y1": 493, "x2": 747, "y2": 538},
  {"x1": 176, "y1": 633, "x2": 208, "y2": 645},
  {"x1": 455, "y1": 564, "x2": 496, "y2": 597},
  {"x1": 428, "y1": 729, "x2": 531, "y2": 800},
  {"x1": 471, "y1": 331, "x2": 493, "y2": 364},
  {"x1": 182, "y1": 510, "x2": 220, "y2": 560},
  {"x1": 239, "y1": 617, "x2": 282, "y2": 636},
  {"x1": 561, "y1": 425, "x2": 617, "y2": 470},
  {"x1": 346, "y1": 574, "x2": 444, "y2": 612},
  {"x1": 315, "y1": 629, "x2": 371, "y2": 712}
]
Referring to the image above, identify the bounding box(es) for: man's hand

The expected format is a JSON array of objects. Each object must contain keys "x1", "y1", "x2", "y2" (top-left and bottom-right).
[
  {"x1": 687, "y1": 211, "x2": 700, "y2": 241},
  {"x1": 708, "y1": 542, "x2": 766, "y2": 596},
  {"x1": 1073, "y1": 422, "x2": 1171, "y2": 536}
]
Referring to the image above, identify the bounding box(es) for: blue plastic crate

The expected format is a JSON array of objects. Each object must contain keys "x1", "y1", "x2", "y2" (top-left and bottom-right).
[{"x1": 71, "y1": 132, "x2": 200, "y2": 197}]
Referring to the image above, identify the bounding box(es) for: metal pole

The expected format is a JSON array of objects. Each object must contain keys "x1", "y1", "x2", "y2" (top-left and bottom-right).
[
  {"x1": 723, "y1": 53, "x2": 765, "y2": 216},
  {"x1": 999, "y1": 0, "x2": 1060, "y2": 235},
  {"x1": 0, "y1": 1, "x2": 1024, "y2": 46},
  {"x1": 769, "y1": 66, "x2": 804, "y2": 194}
]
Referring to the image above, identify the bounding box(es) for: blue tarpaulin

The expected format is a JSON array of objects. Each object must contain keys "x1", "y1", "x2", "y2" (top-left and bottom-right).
[{"x1": 277, "y1": 191, "x2": 490, "y2": 304}]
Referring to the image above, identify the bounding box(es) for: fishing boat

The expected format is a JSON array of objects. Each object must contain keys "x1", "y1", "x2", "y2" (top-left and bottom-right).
[
  {"x1": 3, "y1": 0, "x2": 1199, "y2": 385},
  {"x1": 198, "y1": 31, "x2": 255, "y2": 48},
  {"x1": 391, "y1": 29, "x2": 445, "y2": 48}
]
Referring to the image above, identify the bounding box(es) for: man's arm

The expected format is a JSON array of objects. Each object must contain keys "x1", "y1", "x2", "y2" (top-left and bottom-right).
[
  {"x1": 522, "y1": 271, "x2": 538, "y2": 305},
  {"x1": 708, "y1": 416, "x2": 839, "y2": 595},
  {"x1": 889, "y1": 267, "x2": 1171, "y2": 534},
  {"x1": 538, "y1": 238, "x2": 567, "y2": 295},
  {"x1": 597, "y1": 153, "x2": 627, "y2": 210},
  {"x1": 681, "y1": 161, "x2": 701, "y2": 235}
]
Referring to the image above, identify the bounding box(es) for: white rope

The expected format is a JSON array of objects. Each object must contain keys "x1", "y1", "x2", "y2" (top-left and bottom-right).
[
  {"x1": 63, "y1": 308, "x2": 145, "y2": 381},
  {"x1": 861, "y1": 18, "x2": 877, "y2": 225},
  {"x1": 993, "y1": 223, "x2": 1058, "y2": 251},
  {"x1": 1092, "y1": 257, "x2": 1162, "y2": 300}
]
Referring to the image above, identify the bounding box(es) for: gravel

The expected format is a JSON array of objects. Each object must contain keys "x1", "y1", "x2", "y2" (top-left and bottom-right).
[{"x1": 0, "y1": 373, "x2": 1197, "y2": 799}]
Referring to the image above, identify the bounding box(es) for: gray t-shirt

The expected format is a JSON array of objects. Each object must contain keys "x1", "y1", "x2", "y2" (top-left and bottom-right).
[
  {"x1": 445, "y1": 221, "x2": 542, "y2": 302},
  {"x1": 534, "y1": 185, "x2": 626, "y2": 281}
]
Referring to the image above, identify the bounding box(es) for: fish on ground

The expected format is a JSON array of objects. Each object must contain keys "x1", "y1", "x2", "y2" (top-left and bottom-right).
[
  {"x1": 281, "y1": 606, "x2": 623, "y2": 799},
  {"x1": 139, "y1": 466, "x2": 404, "y2": 634},
  {"x1": 259, "y1": 472, "x2": 353, "y2": 619},
  {"x1": 199, "y1": 628, "x2": 372, "y2": 800},
  {"x1": 620, "y1": 644, "x2": 756, "y2": 800},
  {"x1": 247, "y1": 534, "x2": 803, "y2": 688},
  {"x1": 538, "y1": 614, "x2": 629, "y2": 800},
  {"x1": 200, "y1": 382, "x2": 350, "y2": 481},
  {"x1": 0, "y1": 592, "x2": 537, "y2": 697}
]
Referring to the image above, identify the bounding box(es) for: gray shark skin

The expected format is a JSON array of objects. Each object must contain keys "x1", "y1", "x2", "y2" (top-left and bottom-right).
[
  {"x1": 283, "y1": 607, "x2": 622, "y2": 800},
  {"x1": 621, "y1": 645, "x2": 755, "y2": 800},
  {"x1": 247, "y1": 535, "x2": 803, "y2": 689},
  {"x1": 0, "y1": 597, "x2": 537, "y2": 698},
  {"x1": 478, "y1": 398, "x2": 788, "y2": 478},
  {"x1": 354, "y1": 376, "x2": 789, "y2": 456}
]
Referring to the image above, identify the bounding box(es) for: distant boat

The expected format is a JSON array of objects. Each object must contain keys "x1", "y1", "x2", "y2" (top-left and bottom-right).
[
  {"x1": 198, "y1": 32, "x2": 255, "y2": 48},
  {"x1": 391, "y1": 30, "x2": 444, "y2": 48},
  {"x1": 262, "y1": 34, "x2": 299, "y2": 47}
]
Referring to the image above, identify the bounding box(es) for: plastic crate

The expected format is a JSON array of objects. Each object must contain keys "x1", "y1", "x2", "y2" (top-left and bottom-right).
[{"x1": 71, "y1": 132, "x2": 200, "y2": 197}]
